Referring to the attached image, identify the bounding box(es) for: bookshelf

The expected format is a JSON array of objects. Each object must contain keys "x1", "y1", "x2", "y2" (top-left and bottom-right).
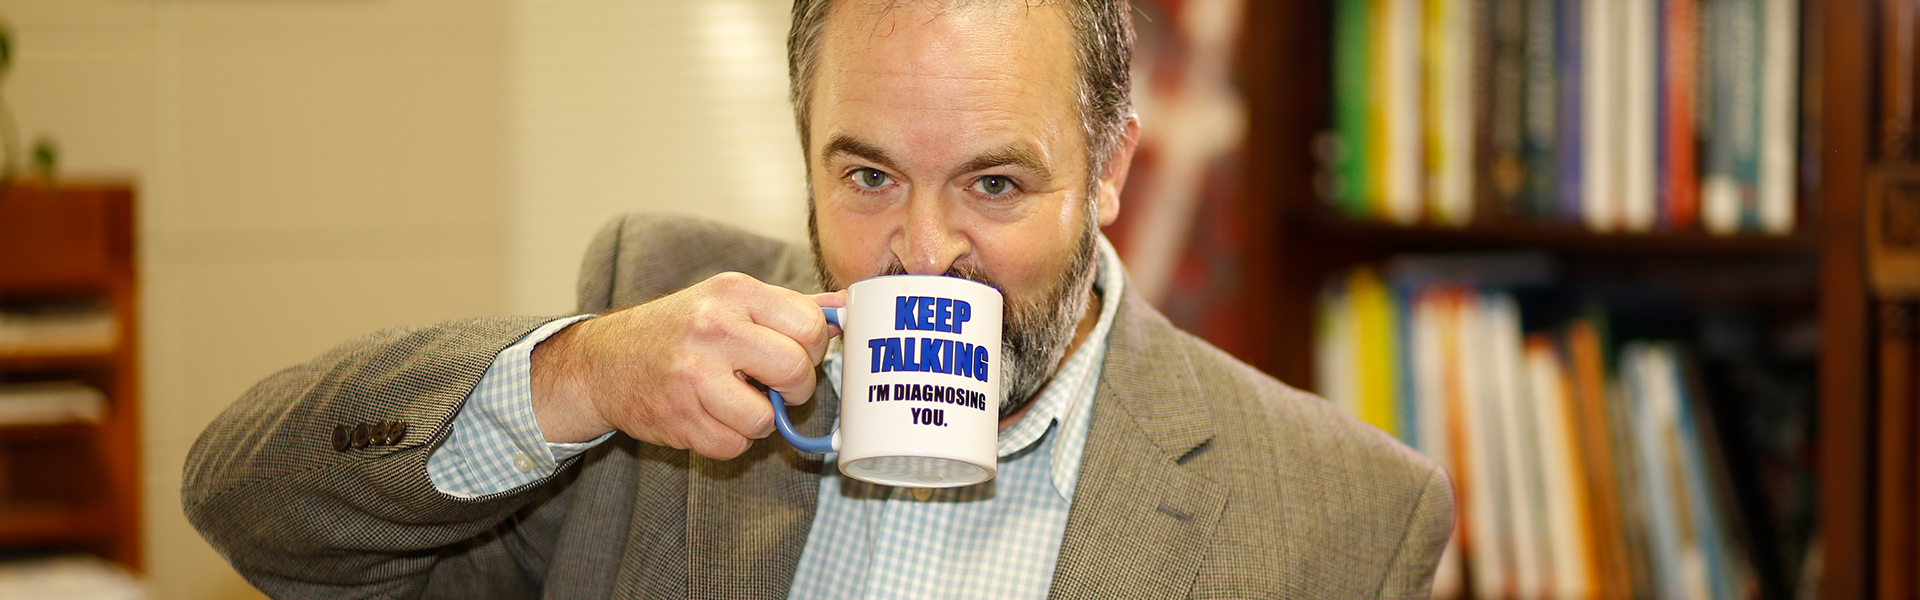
[
  {"x1": 1222, "y1": 0, "x2": 1876, "y2": 597},
  {"x1": 0, "y1": 182, "x2": 141, "y2": 571}
]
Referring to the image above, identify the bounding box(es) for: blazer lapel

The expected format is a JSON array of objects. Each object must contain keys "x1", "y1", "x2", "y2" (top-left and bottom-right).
[
  {"x1": 683, "y1": 376, "x2": 834, "y2": 600},
  {"x1": 1049, "y1": 291, "x2": 1227, "y2": 599}
]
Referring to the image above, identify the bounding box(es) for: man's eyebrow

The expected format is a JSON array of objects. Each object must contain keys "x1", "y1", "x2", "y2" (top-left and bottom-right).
[
  {"x1": 822, "y1": 135, "x2": 901, "y2": 173},
  {"x1": 957, "y1": 146, "x2": 1053, "y2": 183}
]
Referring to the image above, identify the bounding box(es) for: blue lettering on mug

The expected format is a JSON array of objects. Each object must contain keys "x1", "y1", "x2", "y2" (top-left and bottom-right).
[{"x1": 892, "y1": 296, "x2": 972, "y2": 334}]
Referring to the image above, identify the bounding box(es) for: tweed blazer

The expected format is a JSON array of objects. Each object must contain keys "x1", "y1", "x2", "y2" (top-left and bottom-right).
[{"x1": 184, "y1": 213, "x2": 1453, "y2": 599}]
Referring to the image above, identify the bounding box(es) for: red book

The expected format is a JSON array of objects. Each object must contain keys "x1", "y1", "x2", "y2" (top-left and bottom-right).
[{"x1": 1659, "y1": 0, "x2": 1699, "y2": 230}]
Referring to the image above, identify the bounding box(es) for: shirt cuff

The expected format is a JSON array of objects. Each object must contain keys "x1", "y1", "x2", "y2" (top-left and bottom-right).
[{"x1": 427, "y1": 314, "x2": 613, "y2": 498}]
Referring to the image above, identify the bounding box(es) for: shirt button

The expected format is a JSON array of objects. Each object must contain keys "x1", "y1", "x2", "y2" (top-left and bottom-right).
[
  {"x1": 912, "y1": 487, "x2": 933, "y2": 501},
  {"x1": 513, "y1": 453, "x2": 535, "y2": 473}
]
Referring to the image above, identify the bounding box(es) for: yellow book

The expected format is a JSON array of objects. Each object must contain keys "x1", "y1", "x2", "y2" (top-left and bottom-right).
[{"x1": 1351, "y1": 268, "x2": 1399, "y2": 436}]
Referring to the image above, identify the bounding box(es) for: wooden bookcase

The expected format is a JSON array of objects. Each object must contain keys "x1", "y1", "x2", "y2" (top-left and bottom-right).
[
  {"x1": 1217, "y1": 0, "x2": 1876, "y2": 597},
  {"x1": 0, "y1": 181, "x2": 141, "y2": 570}
]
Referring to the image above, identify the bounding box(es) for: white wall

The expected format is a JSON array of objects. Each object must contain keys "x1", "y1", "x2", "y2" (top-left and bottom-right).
[
  {"x1": 6, "y1": 1, "x2": 513, "y2": 597},
  {"x1": 5, "y1": 0, "x2": 806, "y2": 597},
  {"x1": 506, "y1": 0, "x2": 805, "y2": 314},
  {"x1": 3, "y1": 0, "x2": 806, "y2": 597}
]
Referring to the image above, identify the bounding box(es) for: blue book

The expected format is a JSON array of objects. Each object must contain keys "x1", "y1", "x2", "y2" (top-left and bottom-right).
[{"x1": 1553, "y1": 0, "x2": 1584, "y2": 223}]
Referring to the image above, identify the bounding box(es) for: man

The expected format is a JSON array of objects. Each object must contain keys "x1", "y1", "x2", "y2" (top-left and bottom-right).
[{"x1": 184, "y1": 0, "x2": 1453, "y2": 597}]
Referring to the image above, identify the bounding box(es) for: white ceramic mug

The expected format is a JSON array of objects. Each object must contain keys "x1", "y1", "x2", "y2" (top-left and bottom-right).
[{"x1": 769, "y1": 275, "x2": 1003, "y2": 488}]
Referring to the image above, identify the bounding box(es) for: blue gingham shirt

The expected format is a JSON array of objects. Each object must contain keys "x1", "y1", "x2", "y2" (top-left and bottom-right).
[{"x1": 429, "y1": 237, "x2": 1126, "y2": 600}]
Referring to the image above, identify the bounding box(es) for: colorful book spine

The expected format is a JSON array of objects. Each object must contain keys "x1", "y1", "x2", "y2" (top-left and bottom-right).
[
  {"x1": 1352, "y1": 268, "x2": 1401, "y2": 435},
  {"x1": 1488, "y1": 0, "x2": 1531, "y2": 216},
  {"x1": 1331, "y1": 0, "x2": 1375, "y2": 216},
  {"x1": 1523, "y1": 0, "x2": 1560, "y2": 219},
  {"x1": 1660, "y1": 0, "x2": 1702, "y2": 230},
  {"x1": 1701, "y1": 0, "x2": 1762, "y2": 235},
  {"x1": 1553, "y1": 0, "x2": 1584, "y2": 223},
  {"x1": 1427, "y1": 0, "x2": 1479, "y2": 226}
]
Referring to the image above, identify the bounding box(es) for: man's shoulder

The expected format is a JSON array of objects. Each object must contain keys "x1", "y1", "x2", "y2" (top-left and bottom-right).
[
  {"x1": 577, "y1": 212, "x2": 817, "y2": 311},
  {"x1": 1105, "y1": 310, "x2": 1440, "y2": 508},
  {"x1": 1176, "y1": 331, "x2": 1434, "y2": 475}
]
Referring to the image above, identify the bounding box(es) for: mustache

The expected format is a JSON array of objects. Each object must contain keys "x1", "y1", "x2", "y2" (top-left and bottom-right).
[{"x1": 877, "y1": 259, "x2": 1003, "y2": 294}]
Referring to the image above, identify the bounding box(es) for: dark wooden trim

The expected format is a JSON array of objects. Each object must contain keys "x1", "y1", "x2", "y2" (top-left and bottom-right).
[{"x1": 1817, "y1": 0, "x2": 1874, "y2": 596}]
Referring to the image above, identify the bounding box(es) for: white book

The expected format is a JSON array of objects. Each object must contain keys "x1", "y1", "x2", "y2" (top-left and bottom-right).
[
  {"x1": 1412, "y1": 290, "x2": 1466, "y2": 598},
  {"x1": 1315, "y1": 282, "x2": 1358, "y2": 418},
  {"x1": 1583, "y1": 0, "x2": 1622, "y2": 232},
  {"x1": 1621, "y1": 0, "x2": 1661, "y2": 232},
  {"x1": 1456, "y1": 293, "x2": 1512, "y2": 600},
  {"x1": 1525, "y1": 342, "x2": 1593, "y2": 600},
  {"x1": 1486, "y1": 293, "x2": 1547, "y2": 599},
  {"x1": 1384, "y1": 0, "x2": 1426, "y2": 224},
  {"x1": 1757, "y1": 0, "x2": 1800, "y2": 234},
  {"x1": 1625, "y1": 343, "x2": 1690, "y2": 599}
]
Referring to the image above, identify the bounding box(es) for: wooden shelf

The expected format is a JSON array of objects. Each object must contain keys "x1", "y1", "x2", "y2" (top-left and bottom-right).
[
  {"x1": 0, "y1": 351, "x2": 117, "y2": 371},
  {"x1": 1290, "y1": 203, "x2": 1820, "y2": 258},
  {"x1": 0, "y1": 423, "x2": 97, "y2": 443},
  {"x1": 0, "y1": 503, "x2": 115, "y2": 548},
  {"x1": 0, "y1": 183, "x2": 140, "y2": 571}
]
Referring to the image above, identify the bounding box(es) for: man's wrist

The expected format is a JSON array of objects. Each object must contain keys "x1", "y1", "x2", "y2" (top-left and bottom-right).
[{"x1": 530, "y1": 317, "x2": 615, "y2": 444}]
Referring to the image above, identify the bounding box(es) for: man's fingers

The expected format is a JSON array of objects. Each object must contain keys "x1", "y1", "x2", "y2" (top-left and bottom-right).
[
  {"x1": 729, "y1": 323, "x2": 821, "y2": 403},
  {"x1": 750, "y1": 290, "x2": 837, "y2": 365},
  {"x1": 698, "y1": 373, "x2": 778, "y2": 439}
]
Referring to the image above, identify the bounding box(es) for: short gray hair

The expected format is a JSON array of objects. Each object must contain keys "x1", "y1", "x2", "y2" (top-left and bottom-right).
[{"x1": 786, "y1": 0, "x2": 1136, "y2": 179}]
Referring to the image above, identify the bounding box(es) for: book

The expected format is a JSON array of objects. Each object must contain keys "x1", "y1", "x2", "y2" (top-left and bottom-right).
[
  {"x1": 1523, "y1": 0, "x2": 1560, "y2": 219},
  {"x1": 1755, "y1": 0, "x2": 1799, "y2": 234},
  {"x1": 1488, "y1": 0, "x2": 1531, "y2": 216},
  {"x1": 1331, "y1": 0, "x2": 1375, "y2": 216},
  {"x1": 1412, "y1": 287, "x2": 1468, "y2": 599},
  {"x1": 1352, "y1": 268, "x2": 1402, "y2": 436},
  {"x1": 1454, "y1": 291, "x2": 1514, "y2": 599},
  {"x1": 1621, "y1": 0, "x2": 1660, "y2": 233},
  {"x1": 1426, "y1": 0, "x2": 1479, "y2": 226},
  {"x1": 1486, "y1": 292, "x2": 1550, "y2": 597},
  {"x1": 1582, "y1": 0, "x2": 1620, "y2": 231},
  {"x1": 1314, "y1": 278, "x2": 1359, "y2": 418},
  {"x1": 1660, "y1": 0, "x2": 1702, "y2": 230},
  {"x1": 1553, "y1": 0, "x2": 1585, "y2": 223},
  {"x1": 1700, "y1": 0, "x2": 1763, "y2": 234},
  {"x1": 1525, "y1": 334, "x2": 1596, "y2": 597},
  {"x1": 1566, "y1": 318, "x2": 1635, "y2": 598},
  {"x1": 1383, "y1": 0, "x2": 1427, "y2": 224}
]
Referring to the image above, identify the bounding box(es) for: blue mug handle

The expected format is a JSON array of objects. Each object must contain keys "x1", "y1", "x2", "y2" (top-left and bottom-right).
[{"x1": 769, "y1": 307, "x2": 843, "y2": 453}]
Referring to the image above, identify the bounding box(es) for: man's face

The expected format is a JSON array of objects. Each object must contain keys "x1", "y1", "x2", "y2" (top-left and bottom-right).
[{"x1": 805, "y1": 1, "x2": 1122, "y2": 409}]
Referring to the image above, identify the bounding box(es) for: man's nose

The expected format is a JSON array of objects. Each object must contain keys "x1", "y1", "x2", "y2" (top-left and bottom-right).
[{"x1": 892, "y1": 192, "x2": 970, "y2": 275}]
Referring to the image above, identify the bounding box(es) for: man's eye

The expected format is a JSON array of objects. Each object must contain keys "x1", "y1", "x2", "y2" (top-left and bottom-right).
[
  {"x1": 972, "y1": 176, "x2": 1015, "y2": 196},
  {"x1": 852, "y1": 168, "x2": 893, "y2": 189}
]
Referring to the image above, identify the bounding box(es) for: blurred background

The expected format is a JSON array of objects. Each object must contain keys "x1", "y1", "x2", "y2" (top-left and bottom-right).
[{"x1": 0, "y1": 0, "x2": 1903, "y2": 599}]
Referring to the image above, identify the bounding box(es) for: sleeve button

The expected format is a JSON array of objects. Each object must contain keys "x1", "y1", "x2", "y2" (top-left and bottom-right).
[{"x1": 512, "y1": 453, "x2": 534, "y2": 473}]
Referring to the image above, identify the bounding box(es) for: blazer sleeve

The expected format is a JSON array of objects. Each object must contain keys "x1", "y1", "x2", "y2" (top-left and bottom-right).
[
  {"x1": 183, "y1": 316, "x2": 576, "y2": 599},
  {"x1": 1374, "y1": 464, "x2": 1457, "y2": 599},
  {"x1": 184, "y1": 212, "x2": 815, "y2": 599}
]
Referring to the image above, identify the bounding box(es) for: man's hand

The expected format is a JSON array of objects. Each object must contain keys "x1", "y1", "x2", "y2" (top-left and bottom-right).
[{"x1": 529, "y1": 272, "x2": 843, "y2": 460}]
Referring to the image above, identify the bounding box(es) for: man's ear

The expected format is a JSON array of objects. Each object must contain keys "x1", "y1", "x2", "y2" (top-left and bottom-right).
[{"x1": 1095, "y1": 116, "x2": 1142, "y2": 227}]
